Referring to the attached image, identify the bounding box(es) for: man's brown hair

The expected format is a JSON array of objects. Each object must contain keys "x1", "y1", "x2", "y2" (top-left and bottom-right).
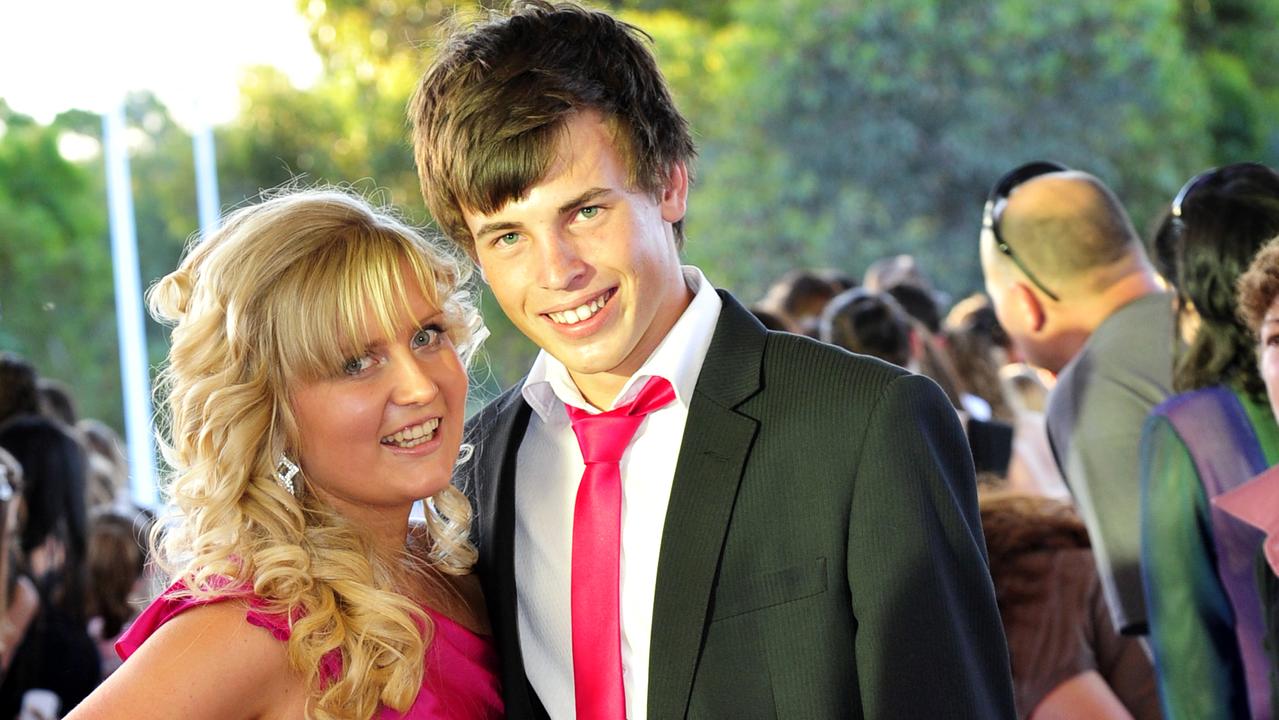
[{"x1": 409, "y1": 1, "x2": 697, "y2": 257}]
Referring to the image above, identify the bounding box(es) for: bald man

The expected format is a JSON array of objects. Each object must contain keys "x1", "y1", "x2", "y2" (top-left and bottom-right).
[{"x1": 979, "y1": 165, "x2": 1175, "y2": 637}]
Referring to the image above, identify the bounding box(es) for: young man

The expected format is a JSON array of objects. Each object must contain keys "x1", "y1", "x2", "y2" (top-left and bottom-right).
[{"x1": 411, "y1": 3, "x2": 1014, "y2": 718}]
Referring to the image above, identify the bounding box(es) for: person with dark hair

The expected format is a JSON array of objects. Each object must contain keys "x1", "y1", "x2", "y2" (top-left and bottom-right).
[
  {"x1": 0, "y1": 446, "x2": 36, "y2": 678},
  {"x1": 758, "y1": 268, "x2": 842, "y2": 337},
  {"x1": 37, "y1": 378, "x2": 77, "y2": 427},
  {"x1": 980, "y1": 162, "x2": 1174, "y2": 640},
  {"x1": 821, "y1": 289, "x2": 1015, "y2": 479},
  {"x1": 0, "y1": 353, "x2": 40, "y2": 428},
  {"x1": 1216, "y1": 234, "x2": 1279, "y2": 719},
  {"x1": 746, "y1": 304, "x2": 797, "y2": 333},
  {"x1": 0, "y1": 416, "x2": 98, "y2": 716},
  {"x1": 410, "y1": 2, "x2": 1015, "y2": 718},
  {"x1": 945, "y1": 293, "x2": 1015, "y2": 422},
  {"x1": 814, "y1": 267, "x2": 857, "y2": 294},
  {"x1": 863, "y1": 253, "x2": 950, "y2": 320},
  {"x1": 84, "y1": 509, "x2": 150, "y2": 678},
  {"x1": 77, "y1": 418, "x2": 129, "y2": 511},
  {"x1": 1139, "y1": 162, "x2": 1279, "y2": 720},
  {"x1": 946, "y1": 295, "x2": 1069, "y2": 500},
  {"x1": 819, "y1": 288, "x2": 912, "y2": 368},
  {"x1": 884, "y1": 282, "x2": 943, "y2": 335},
  {"x1": 981, "y1": 492, "x2": 1159, "y2": 719}
]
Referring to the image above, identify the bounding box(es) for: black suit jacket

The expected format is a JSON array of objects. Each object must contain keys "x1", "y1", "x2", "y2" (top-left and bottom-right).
[{"x1": 458, "y1": 291, "x2": 1015, "y2": 719}]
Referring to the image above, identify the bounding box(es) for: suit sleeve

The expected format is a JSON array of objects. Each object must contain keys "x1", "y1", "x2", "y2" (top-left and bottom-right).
[
  {"x1": 1140, "y1": 414, "x2": 1249, "y2": 720},
  {"x1": 847, "y1": 373, "x2": 1016, "y2": 719}
]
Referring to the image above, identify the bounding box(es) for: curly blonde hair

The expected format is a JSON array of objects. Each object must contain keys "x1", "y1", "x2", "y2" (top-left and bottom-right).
[{"x1": 146, "y1": 187, "x2": 483, "y2": 719}]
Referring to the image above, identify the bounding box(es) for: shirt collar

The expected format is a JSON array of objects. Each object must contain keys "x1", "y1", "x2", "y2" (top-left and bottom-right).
[{"x1": 522, "y1": 266, "x2": 722, "y2": 421}]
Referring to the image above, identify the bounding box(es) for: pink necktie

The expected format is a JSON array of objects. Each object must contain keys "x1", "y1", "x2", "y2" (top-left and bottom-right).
[{"x1": 565, "y1": 376, "x2": 676, "y2": 720}]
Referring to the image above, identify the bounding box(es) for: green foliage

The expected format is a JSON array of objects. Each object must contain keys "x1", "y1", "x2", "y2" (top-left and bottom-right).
[
  {"x1": 10, "y1": 0, "x2": 1279, "y2": 427},
  {"x1": 1176, "y1": 0, "x2": 1279, "y2": 165},
  {"x1": 0, "y1": 103, "x2": 120, "y2": 427},
  {"x1": 673, "y1": 0, "x2": 1213, "y2": 301}
]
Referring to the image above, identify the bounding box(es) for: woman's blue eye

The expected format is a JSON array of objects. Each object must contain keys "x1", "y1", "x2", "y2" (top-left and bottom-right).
[
  {"x1": 342, "y1": 355, "x2": 375, "y2": 376},
  {"x1": 413, "y1": 325, "x2": 444, "y2": 349}
]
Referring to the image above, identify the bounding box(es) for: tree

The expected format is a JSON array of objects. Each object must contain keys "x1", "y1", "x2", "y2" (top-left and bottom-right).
[
  {"x1": 0, "y1": 102, "x2": 121, "y2": 427},
  {"x1": 676, "y1": 0, "x2": 1214, "y2": 300},
  {"x1": 1176, "y1": 0, "x2": 1279, "y2": 164}
]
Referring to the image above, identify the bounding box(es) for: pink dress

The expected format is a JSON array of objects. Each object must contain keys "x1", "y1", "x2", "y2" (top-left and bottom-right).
[{"x1": 116, "y1": 581, "x2": 504, "y2": 719}]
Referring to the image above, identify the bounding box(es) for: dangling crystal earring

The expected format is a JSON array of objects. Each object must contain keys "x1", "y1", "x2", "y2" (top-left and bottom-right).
[{"x1": 274, "y1": 455, "x2": 300, "y2": 495}]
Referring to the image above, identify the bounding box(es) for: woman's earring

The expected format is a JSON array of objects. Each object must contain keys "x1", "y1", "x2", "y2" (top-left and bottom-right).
[{"x1": 275, "y1": 455, "x2": 300, "y2": 495}]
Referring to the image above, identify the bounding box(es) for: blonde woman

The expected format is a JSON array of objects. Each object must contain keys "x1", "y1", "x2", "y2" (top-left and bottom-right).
[{"x1": 68, "y1": 189, "x2": 502, "y2": 719}]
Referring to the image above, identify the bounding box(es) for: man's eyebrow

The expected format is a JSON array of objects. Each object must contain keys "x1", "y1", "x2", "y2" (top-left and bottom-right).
[
  {"x1": 558, "y1": 188, "x2": 612, "y2": 215},
  {"x1": 473, "y1": 219, "x2": 523, "y2": 240},
  {"x1": 472, "y1": 188, "x2": 614, "y2": 239}
]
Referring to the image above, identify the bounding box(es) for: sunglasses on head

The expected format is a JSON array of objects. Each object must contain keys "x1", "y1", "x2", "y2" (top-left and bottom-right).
[
  {"x1": 983, "y1": 160, "x2": 1069, "y2": 302},
  {"x1": 1172, "y1": 162, "x2": 1276, "y2": 221}
]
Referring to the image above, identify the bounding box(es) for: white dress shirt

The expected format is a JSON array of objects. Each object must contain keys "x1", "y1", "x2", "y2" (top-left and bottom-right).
[{"x1": 514, "y1": 267, "x2": 722, "y2": 720}]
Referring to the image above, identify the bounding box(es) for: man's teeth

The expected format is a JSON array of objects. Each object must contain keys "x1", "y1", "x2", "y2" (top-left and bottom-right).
[
  {"x1": 382, "y1": 418, "x2": 440, "y2": 448},
  {"x1": 548, "y1": 291, "x2": 610, "y2": 325}
]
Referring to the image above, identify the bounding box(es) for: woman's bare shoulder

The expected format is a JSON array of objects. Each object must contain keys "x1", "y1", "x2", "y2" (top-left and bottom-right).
[{"x1": 67, "y1": 600, "x2": 305, "y2": 720}]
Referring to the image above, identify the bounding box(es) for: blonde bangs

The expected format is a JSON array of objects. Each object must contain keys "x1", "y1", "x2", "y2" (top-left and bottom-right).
[{"x1": 268, "y1": 226, "x2": 452, "y2": 385}]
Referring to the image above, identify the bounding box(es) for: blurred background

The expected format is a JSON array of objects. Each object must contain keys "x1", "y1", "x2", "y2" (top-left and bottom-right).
[{"x1": 2, "y1": 0, "x2": 1278, "y2": 441}]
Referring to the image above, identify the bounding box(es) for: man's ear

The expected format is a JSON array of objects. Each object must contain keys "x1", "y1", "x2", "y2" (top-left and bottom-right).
[
  {"x1": 659, "y1": 161, "x2": 689, "y2": 224},
  {"x1": 1011, "y1": 282, "x2": 1047, "y2": 333}
]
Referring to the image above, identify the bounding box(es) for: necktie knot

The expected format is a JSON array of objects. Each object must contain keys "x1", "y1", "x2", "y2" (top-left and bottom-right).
[{"x1": 566, "y1": 376, "x2": 675, "y2": 465}]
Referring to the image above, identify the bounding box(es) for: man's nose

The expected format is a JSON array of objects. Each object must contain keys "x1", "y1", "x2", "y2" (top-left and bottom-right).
[{"x1": 536, "y1": 230, "x2": 588, "y2": 291}]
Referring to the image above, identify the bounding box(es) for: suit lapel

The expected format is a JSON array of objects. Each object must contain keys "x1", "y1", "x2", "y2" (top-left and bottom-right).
[
  {"x1": 466, "y1": 385, "x2": 540, "y2": 718},
  {"x1": 647, "y1": 292, "x2": 765, "y2": 719}
]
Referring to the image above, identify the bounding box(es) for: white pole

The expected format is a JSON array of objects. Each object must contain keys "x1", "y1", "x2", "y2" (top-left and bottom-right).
[
  {"x1": 192, "y1": 116, "x2": 220, "y2": 236},
  {"x1": 102, "y1": 101, "x2": 159, "y2": 508}
]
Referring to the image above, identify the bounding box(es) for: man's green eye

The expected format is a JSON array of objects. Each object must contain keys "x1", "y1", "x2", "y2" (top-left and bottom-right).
[
  {"x1": 580, "y1": 206, "x2": 599, "y2": 219},
  {"x1": 499, "y1": 232, "x2": 520, "y2": 245}
]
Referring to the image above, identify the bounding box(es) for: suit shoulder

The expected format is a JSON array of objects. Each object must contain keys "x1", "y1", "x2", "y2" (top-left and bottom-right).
[{"x1": 762, "y1": 330, "x2": 908, "y2": 392}]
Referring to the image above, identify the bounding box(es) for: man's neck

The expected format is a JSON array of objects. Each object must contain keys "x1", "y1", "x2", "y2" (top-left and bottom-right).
[
  {"x1": 1077, "y1": 270, "x2": 1165, "y2": 337},
  {"x1": 572, "y1": 370, "x2": 631, "y2": 411}
]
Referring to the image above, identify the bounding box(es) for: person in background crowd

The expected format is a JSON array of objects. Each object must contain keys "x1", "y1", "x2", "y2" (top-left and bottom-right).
[
  {"x1": 819, "y1": 287, "x2": 912, "y2": 368},
  {"x1": 757, "y1": 267, "x2": 842, "y2": 336},
  {"x1": 747, "y1": 304, "x2": 798, "y2": 333},
  {"x1": 37, "y1": 379, "x2": 77, "y2": 428},
  {"x1": 946, "y1": 294, "x2": 1069, "y2": 500},
  {"x1": 0, "y1": 446, "x2": 34, "y2": 679},
  {"x1": 1140, "y1": 163, "x2": 1279, "y2": 720},
  {"x1": 77, "y1": 419, "x2": 130, "y2": 511},
  {"x1": 820, "y1": 287, "x2": 1014, "y2": 478},
  {"x1": 945, "y1": 293, "x2": 1016, "y2": 423},
  {"x1": 814, "y1": 267, "x2": 857, "y2": 294},
  {"x1": 1216, "y1": 233, "x2": 1279, "y2": 718},
  {"x1": 84, "y1": 509, "x2": 151, "y2": 679},
  {"x1": 0, "y1": 354, "x2": 40, "y2": 428},
  {"x1": 68, "y1": 188, "x2": 502, "y2": 720},
  {"x1": 980, "y1": 161, "x2": 1173, "y2": 638},
  {"x1": 0, "y1": 416, "x2": 98, "y2": 717},
  {"x1": 863, "y1": 253, "x2": 951, "y2": 327},
  {"x1": 884, "y1": 282, "x2": 944, "y2": 336},
  {"x1": 980, "y1": 491, "x2": 1160, "y2": 720}
]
